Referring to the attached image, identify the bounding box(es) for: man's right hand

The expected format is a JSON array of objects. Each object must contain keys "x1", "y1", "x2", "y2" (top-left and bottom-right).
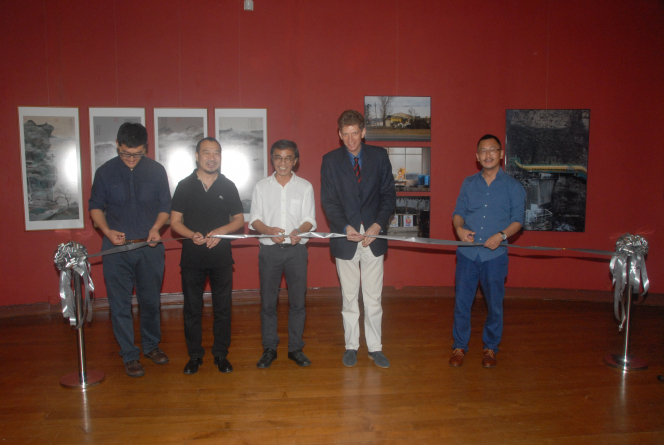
[
  {"x1": 191, "y1": 232, "x2": 207, "y2": 245},
  {"x1": 105, "y1": 230, "x2": 126, "y2": 246},
  {"x1": 456, "y1": 227, "x2": 475, "y2": 243},
  {"x1": 346, "y1": 225, "x2": 363, "y2": 243},
  {"x1": 266, "y1": 226, "x2": 286, "y2": 244}
]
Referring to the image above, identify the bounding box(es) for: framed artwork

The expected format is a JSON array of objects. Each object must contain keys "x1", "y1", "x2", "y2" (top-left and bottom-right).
[
  {"x1": 385, "y1": 147, "x2": 431, "y2": 191},
  {"x1": 388, "y1": 196, "x2": 430, "y2": 238},
  {"x1": 19, "y1": 106, "x2": 84, "y2": 230},
  {"x1": 154, "y1": 108, "x2": 207, "y2": 196},
  {"x1": 214, "y1": 108, "x2": 268, "y2": 216},
  {"x1": 89, "y1": 107, "x2": 145, "y2": 180},
  {"x1": 505, "y1": 109, "x2": 590, "y2": 232},
  {"x1": 364, "y1": 96, "x2": 431, "y2": 142}
]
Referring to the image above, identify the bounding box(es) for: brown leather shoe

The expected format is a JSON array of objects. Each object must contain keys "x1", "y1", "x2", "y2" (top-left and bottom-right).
[
  {"x1": 449, "y1": 348, "x2": 465, "y2": 367},
  {"x1": 482, "y1": 349, "x2": 497, "y2": 368},
  {"x1": 125, "y1": 360, "x2": 145, "y2": 377},
  {"x1": 145, "y1": 348, "x2": 169, "y2": 364}
]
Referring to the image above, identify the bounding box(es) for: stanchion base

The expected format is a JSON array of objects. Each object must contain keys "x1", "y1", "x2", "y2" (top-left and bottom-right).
[
  {"x1": 60, "y1": 370, "x2": 106, "y2": 389},
  {"x1": 604, "y1": 354, "x2": 648, "y2": 371}
]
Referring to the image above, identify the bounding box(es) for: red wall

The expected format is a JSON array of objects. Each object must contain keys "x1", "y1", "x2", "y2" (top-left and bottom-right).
[{"x1": 1, "y1": 0, "x2": 662, "y2": 306}]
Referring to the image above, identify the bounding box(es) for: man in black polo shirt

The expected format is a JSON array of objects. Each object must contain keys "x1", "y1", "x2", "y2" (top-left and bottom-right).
[
  {"x1": 89, "y1": 122, "x2": 171, "y2": 378},
  {"x1": 170, "y1": 137, "x2": 244, "y2": 374}
]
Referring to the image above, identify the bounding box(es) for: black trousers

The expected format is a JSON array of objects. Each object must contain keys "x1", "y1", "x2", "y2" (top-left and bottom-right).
[{"x1": 181, "y1": 266, "x2": 233, "y2": 359}]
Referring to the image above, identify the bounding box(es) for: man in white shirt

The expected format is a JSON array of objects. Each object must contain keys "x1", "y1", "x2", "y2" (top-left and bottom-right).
[{"x1": 248, "y1": 140, "x2": 317, "y2": 368}]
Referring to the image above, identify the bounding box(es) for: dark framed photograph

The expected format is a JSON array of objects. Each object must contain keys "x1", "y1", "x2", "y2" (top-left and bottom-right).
[
  {"x1": 19, "y1": 107, "x2": 84, "y2": 230},
  {"x1": 505, "y1": 109, "x2": 590, "y2": 232},
  {"x1": 364, "y1": 96, "x2": 431, "y2": 142}
]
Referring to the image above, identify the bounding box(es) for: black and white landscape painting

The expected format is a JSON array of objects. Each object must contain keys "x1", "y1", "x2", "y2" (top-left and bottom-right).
[
  {"x1": 215, "y1": 109, "x2": 268, "y2": 215},
  {"x1": 20, "y1": 107, "x2": 83, "y2": 230},
  {"x1": 154, "y1": 110, "x2": 207, "y2": 196},
  {"x1": 89, "y1": 108, "x2": 144, "y2": 180}
]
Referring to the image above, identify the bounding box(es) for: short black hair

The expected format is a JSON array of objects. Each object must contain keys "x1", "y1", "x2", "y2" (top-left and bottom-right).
[
  {"x1": 477, "y1": 134, "x2": 501, "y2": 149},
  {"x1": 270, "y1": 139, "x2": 299, "y2": 159},
  {"x1": 196, "y1": 137, "x2": 221, "y2": 153},
  {"x1": 117, "y1": 122, "x2": 148, "y2": 149}
]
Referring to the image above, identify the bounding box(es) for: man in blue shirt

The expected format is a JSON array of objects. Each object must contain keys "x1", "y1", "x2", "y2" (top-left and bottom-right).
[
  {"x1": 89, "y1": 123, "x2": 172, "y2": 377},
  {"x1": 450, "y1": 134, "x2": 526, "y2": 368}
]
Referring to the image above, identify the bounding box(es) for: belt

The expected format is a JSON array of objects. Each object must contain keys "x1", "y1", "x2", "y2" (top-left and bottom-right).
[
  {"x1": 275, "y1": 243, "x2": 294, "y2": 248},
  {"x1": 124, "y1": 238, "x2": 147, "y2": 245}
]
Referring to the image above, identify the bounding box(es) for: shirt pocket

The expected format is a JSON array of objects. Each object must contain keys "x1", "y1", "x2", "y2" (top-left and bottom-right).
[
  {"x1": 465, "y1": 193, "x2": 484, "y2": 213},
  {"x1": 138, "y1": 182, "x2": 157, "y2": 203},
  {"x1": 108, "y1": 182, "x2": 126, "y2": 204},
  {"x1": 289, "y1": 198, "x2": 301, "y2": 215}
]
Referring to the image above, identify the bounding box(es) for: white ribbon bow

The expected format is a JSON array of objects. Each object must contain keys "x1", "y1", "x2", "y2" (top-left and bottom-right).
[
  {"x1": 609, "y1": 234, "x2": 649, "y2": 331},
  {"x1": 54, "y1": 242, "x2": 95, "y2": 329}
]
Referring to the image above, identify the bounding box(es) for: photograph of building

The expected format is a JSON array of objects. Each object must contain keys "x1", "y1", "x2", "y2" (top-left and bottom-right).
[{"x1": 364, "y1": 96, "x2": 431, "y2": 141}]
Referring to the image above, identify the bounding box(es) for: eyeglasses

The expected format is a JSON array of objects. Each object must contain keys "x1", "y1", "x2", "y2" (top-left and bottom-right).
[
  {"x1": 118, "y1": 151, "x2": 145, "y2": 159},
  {"x1": 477, "y1": 147, "x2": 501, "y2": 156},
  {"x1": 273, "y1": 155, "x2": 295, "y2": 164}
]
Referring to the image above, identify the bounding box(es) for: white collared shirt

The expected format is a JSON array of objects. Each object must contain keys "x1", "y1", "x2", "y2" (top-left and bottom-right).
[{"x1": 248, "y1": 172, "x2": 317, "y2": 245}]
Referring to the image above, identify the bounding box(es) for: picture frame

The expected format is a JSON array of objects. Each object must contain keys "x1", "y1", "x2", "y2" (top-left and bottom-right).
[
  {"x1": 89, "y1": 107, "x2": 145, "y2": 180},
  {"x1": 385, "y1": 146, "x2": 431, "y2": 191},
  {"x1": 214, "y1": 108, "x2": 268, "y2": 216},
  {"x1": 19, "y1": 106, "x2": 84, "y2": 230},
  {"x1": 364, "y1": 96, "x2": 431, "y2": 142},
  {"x1": 505, "y1": 109, "x2": 589, "y2": 232},
  {"x1": 388, "y1": 196, "x2": 430, "y2": 238},
  {"x1": 154, "y1": 108, "x2": 207, "y2": 196}
]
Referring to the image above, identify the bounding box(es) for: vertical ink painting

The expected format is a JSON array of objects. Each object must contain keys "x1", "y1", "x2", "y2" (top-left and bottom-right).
[{"x1": 19, "y1": 107, "x2": 84, "y2": 230}]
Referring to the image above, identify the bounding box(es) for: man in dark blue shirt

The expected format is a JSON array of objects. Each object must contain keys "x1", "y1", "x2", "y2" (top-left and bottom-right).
[
  {"x1": 89, "y1": 123, "x2": 172, "y2": 377},
  {"x1": 449, "y1": 134, "x2": 526, "y2": 368}
]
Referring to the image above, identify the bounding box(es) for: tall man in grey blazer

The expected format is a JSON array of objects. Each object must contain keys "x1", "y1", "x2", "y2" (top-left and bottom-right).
[{"x1": 321, "y1": 110, "x2": 396, "y2": 368}]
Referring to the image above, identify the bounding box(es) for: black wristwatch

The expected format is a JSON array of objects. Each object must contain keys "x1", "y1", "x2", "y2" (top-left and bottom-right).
[{"x1": 500, "y1": 231, "x2": 507, "y2": 241}]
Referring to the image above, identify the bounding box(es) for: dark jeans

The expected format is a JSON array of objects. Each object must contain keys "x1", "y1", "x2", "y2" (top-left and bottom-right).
[
  {"x1": 259, "y1": 243, "x2": 308, "y2": 352},
  {"x1": 102, "y1": 243, "x2": 165, "y2": 363},
  {"x1": 452, "y1": 250, "x2": 508, "y2": 352},
  {"x1": 181, "y1": 266, "x2": 233, "y2": 359}
]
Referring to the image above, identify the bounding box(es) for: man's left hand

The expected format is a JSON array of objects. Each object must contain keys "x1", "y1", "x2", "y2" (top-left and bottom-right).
[
  {"x1": 362, "y1": 223, "x2": 382, "y2": 247},
  {"x1": 205, "y1": 228, "x2": 224, "y2": 249},
  {"x1": 484, "y1": 233, "x2": 503, "y2": 250},
  {"x1": 147, "y1": 229, "x2": 161, "y2": 247},
  {"x1": 289, "y1": 230, "x2": 302, "y2": 245}
]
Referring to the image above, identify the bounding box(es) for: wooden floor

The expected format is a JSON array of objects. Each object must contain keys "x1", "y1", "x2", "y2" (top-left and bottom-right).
[{"x1": 1, "y1": 295, "x2": 663, "y2": 444}]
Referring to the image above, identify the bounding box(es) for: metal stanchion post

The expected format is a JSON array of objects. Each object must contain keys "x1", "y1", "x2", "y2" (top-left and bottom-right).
[
  {"x1": 604, "y1": 254, "x2": 648, "y2": 371},
  {"x1": 60, "y1": 274, "x2": 105, "y2": 389}
]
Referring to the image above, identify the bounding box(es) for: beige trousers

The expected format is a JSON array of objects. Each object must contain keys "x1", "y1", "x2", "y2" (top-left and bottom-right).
[{"x1": 336, "y1": 226, "x2": 384, "y2": 352}]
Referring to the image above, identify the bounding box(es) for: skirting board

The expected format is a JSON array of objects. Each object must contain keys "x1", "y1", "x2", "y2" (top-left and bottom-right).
[{"x1": 1, "y1": 286, "x2": 662, "y2": 319}]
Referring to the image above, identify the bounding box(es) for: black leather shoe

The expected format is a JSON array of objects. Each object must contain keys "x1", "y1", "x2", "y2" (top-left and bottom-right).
[
  {"x1": 288, "y1": 349, "x2": 311, "y2": 367},
  {"x1": 256, "y1": 349, "x2": 277, "y2": 368},
  {"x1": 214, "y1": 357, "x2": 233, "y2": 373},
  {"x1": 183, "y1": 358, "x2": 203, "y2": 374}
]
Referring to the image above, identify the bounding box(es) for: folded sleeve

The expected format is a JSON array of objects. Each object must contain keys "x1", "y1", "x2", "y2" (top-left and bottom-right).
[{"x1": 298, "y1": 182, "x2": 317, "y2": 231}]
